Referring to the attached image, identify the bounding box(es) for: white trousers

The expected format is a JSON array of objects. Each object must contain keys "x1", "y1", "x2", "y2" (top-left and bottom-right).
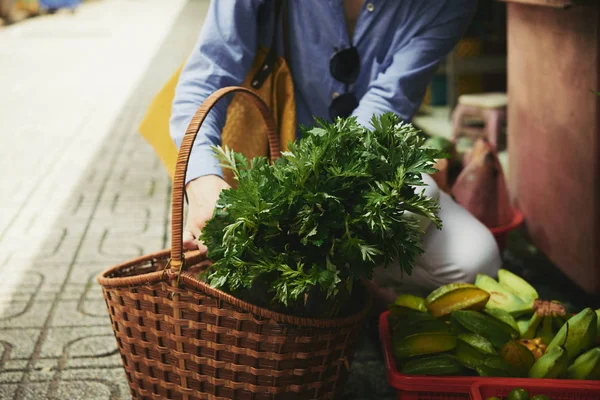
[{"x1": 369, "y1": 175, "x2": 502, "y2": 303}]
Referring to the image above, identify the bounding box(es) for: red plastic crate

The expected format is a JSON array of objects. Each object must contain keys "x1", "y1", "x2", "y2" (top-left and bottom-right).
[
  {"x1": 471, "y1": 381, "x2": 600, "y2": 400},
  {"x1": 379, "y1": 311, "x2": 600, "y2": 400},
  {"x1": 490, "y1": 209, "x2": 524, "y2": 252}
]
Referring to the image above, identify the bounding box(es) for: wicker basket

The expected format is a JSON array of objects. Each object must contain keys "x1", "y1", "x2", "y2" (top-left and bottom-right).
[{"x1": 97, "y1": 87, "x2": 371, "y2": 400}]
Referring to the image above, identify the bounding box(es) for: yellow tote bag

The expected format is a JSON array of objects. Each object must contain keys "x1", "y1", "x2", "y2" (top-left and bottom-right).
[
  {"x1": 13, "y1": 0, "x2": 39, "y2": 14},
  {"x1": 137, "y1": 1, "x2": 295, "y2": 186}
]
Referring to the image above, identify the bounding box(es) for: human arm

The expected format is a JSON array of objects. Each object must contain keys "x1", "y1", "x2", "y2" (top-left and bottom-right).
[
  {"x1": 352, "y1": 1, "x2": 476, "y2": 233},
  {"x1": 351, "y1": 0, "x2": 477, "y2": 126},
  {"x1": 169, "y1": 0, "x2": 264, "y2": 249}
]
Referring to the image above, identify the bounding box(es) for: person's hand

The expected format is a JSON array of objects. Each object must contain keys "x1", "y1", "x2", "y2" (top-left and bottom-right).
[{"x1": 183, "y1": 175, "x2": 231, "y2": 252}]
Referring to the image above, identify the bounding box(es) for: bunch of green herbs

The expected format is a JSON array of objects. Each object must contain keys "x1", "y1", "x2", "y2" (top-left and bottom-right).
[{"x1": 199, "y1": 113, "x2": 443, "y2": 318}]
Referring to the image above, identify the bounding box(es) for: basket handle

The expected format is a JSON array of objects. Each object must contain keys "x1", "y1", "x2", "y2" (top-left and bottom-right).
[{"x1": 170, "y1": 87, "x2": 280, "y2": 270}]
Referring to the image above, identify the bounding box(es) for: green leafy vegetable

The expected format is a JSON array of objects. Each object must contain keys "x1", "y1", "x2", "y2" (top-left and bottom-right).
[{"x1": 200, "y1": 113, "x2": 443, "y2": 317}]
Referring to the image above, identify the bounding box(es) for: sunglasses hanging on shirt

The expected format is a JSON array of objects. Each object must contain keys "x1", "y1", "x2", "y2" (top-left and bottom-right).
[{"x1": 328, "y1": 46, "x2": 360, "y2": 120}]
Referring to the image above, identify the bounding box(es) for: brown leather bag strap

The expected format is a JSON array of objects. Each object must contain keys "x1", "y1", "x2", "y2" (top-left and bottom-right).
[{"x1": 170, "y1": 87, "x2": 280, "y2": 269}]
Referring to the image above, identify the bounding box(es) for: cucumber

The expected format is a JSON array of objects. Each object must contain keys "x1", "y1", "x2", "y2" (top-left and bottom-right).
[{"x1": 401, "y1": 354, "x2": 464, "y2": 376}]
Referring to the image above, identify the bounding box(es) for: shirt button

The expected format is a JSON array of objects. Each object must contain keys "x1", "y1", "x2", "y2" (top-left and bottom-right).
[
  {"x1": 366, "y1": 3, "x2": 375, "y2": 12},
  {"x1": 332, "y1": 91, "x2": 340, "y2": 99}
]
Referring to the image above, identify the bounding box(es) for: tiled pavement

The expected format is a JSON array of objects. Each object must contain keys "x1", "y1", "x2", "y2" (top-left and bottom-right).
[{"x1": 0, "y1": 1, "x2": 395, "y2": 399}]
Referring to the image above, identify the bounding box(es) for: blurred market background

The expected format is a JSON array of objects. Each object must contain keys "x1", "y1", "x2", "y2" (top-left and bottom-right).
[{"x1": 0, "y1": 0, "x2": 599, "y2": 399}]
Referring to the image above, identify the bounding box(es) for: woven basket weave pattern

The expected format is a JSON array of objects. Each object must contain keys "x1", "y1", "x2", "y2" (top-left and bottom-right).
[
  {"x1": 101, "y1": 252, "x2": 365, "y2": 399},
  {"x1": 98, "y1": 88, "x2": 369, "y2": 399}
]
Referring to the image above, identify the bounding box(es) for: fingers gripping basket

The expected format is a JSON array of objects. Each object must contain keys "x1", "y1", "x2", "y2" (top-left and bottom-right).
[{"x1": 97, "y1": 87, "x2": 370, "y2": 400}]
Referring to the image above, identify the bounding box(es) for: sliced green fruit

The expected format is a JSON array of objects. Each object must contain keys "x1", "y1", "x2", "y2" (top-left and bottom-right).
[
  {"x1": 388, "y1": 304, "x2": 434, "y2": 321},
  {"x1": 401, "y1": 354, "x2": 464, "y2": 376},
  {"x1": 567, "y1": 347, "x2": 600, "y2": 380},
  {"x1": 451, "y1": 310, "x2": 513, "y2": 348},
  {"x1": 457, "y1": 333, "x2": 497, "y2": 355},
  {"x1": 530, "y1": 396, "x2": 551, "y2": 400},
  {"x1": 392, "y1": 332, "x2": 457, "y2": 359},
  {"x1": 500, "y1": 340, "x2": 536, "y2": 377},
  {"x1": 547, "y1": 308, "x2": 597, "y2": 362},
  {"x1": 425, "y1": 283, "x2": 490, "y2": 318},
  {"x1": 393, "y1": 318, "x2": 450, "y2": 339},
  {"x1": 395, "y1": 294, "x2": 427, "y2": 312},
  {"x1": 483, "y1": 308, "x2": 520, "y2": 339},
  {"x1": 507, "y1": 388, "x2": 530, "y2": 400},
  {"x1": 475, "y1": 274, "x2": 533, "y2": 318},
  {"x1": 498, "y1": 269, "x2": 539, "y2": 303}
]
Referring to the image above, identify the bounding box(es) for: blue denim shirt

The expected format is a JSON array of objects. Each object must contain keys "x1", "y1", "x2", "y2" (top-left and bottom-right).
[{"x1": 170, "y1": 0, "x2": 477, "y2": 183}]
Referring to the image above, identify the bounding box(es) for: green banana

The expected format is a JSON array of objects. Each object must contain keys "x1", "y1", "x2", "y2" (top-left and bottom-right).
[
  {"x1": 523, "y1": 311, "x2": 543, "y2": 340},
  {"x1": 517, "y1": 317, "x2": 530, "y2": 337},
  {"x1": 528, "y1": 344, "x2": 569, "y2": 378},
  {"x1": 401, "y1": 354, "x2": 464, "y2": 376},
  {"x1": 552, "y1": 310, "x2": 568, "y2": 332},
  {"x1": 538, "y1": 315, "x2": 555, "y2": 346},
  {"x1": 529, "y1": 318, "x2": 571, "y2": 379},
  {"x1": 567, "y1": 347, "x2": 600, "y2": 380},
  {"x1": 547, "y1": 308, "x2": 598, "y2": 362},
  {"x1": 550, "y1": 300, "x2": 570, "y2": 331},
  {"x1": 395, "y1": 294, "x2": 428, "y2": 313},
  {"x1": 553, "y1": 300, "x2": 570, "y2": 319},
  {"x1": 521, "y1": 299, "x2": 568, "y2": 343}
]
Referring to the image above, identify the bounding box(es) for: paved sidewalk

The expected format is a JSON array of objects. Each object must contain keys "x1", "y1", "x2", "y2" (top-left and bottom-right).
[
  {"x1": 0, "y1": 1, "x2": 395, "y2": 399},
  {"x1": 0, "y1": 1, "x2": 189, "y2": 398}
]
